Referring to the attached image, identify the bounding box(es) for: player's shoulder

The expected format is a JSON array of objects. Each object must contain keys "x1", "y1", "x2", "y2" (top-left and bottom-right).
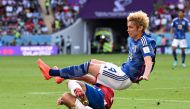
[
  {"x1": 183, "y1": 18, "x2": 189, "y2": 22},
  {"x1": 140, "y1": 33, "x2": 152, "y2": 45},
  {"x1": 173, "y1": 17, "x2": 178, "y2": 21},
  {"x1": 140, "y1": 33, "x2": 156, "y2": 48}
]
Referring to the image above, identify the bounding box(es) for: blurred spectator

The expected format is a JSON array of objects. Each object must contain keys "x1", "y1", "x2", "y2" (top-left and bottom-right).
[
  {"x1": 0, "y1": 0, "x2": 48, "y2": 36},
  {"x1": 52, "y1": 18, "x2": 61, "y2": 32},
  {"x1": 0, "y1": 37, "x2": 2, "y2": 46},
  {"x1": 60, "y1": 35, "x2": 65, "y2": 54},
  {"x1": 150, "y1": 0, "x2": 190, "y2": 33},
  {"x1": 50, "y1": 0, "x2": 84, "y2": 32},
  {"x1": 160, "y1": 35, "x2": 167, "y2": 54},
  {"x1": 55, "y1": 36, "x2": 61, "y2": 54},
  {"x1": 66, "y1": 35, "x2": 72, "y2": 54},
  {"x1": 41, "y1": 24, "x2": 49, "y2": 34},
  {"x1": 0, "y1": 0, "x2": 84, "y2": 36},
  {"x1": 14, "y1": 29, "x2": 21, "y2": 39},
  {"x1": 45, "y1": 0, "x2": 50, "y2": 15}
]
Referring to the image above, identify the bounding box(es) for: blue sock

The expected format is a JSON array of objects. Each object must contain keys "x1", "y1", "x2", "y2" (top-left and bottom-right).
[
  {"x1": 49, "y1": 69, "x2": 61, "y2": 76},
  {"x1": 172, "y1": 51, "x2": 177, "y2": 61},
  {"x1": 181, "y1": 52, "x2": 186, "y2": 63},
  {"x1": 49, "y1": 61, "x2": 90, "y2": 79}
]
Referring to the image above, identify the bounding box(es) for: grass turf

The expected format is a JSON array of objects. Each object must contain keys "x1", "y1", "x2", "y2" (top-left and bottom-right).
[{"x1": 0, "y1": 54, "x2": 190, "y2": 109}]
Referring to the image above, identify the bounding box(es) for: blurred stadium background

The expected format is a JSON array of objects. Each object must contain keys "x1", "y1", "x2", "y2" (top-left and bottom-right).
[{"x1": 1, "y1": 0, "x2": 190, "y2": 109}]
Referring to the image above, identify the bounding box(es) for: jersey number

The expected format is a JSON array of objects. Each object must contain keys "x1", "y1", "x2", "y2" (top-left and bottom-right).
[{"x1": 104, "y1": 66, "x2": 116, "y2": 73}]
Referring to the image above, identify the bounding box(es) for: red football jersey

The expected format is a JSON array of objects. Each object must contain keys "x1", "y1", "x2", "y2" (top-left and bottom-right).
[{"x1": 96, "y1": 84, "x2": 114, "y2": 109}]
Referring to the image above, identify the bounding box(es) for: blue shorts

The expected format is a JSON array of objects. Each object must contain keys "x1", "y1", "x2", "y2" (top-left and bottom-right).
[{"x1": 85, "y1": 84, "x2": 104, "y2": 109}]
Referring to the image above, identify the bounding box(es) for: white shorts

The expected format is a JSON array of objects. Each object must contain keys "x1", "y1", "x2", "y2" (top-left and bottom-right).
[
  {"x1": 96, "y1": 62, "x2": 132, "y2": 90},
  {"x1": 172, "y1": 39, "x2": 187, "y2": 48}
]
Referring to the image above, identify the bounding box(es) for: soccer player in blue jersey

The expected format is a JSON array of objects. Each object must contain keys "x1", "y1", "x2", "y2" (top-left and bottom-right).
[
  {"x1": 171, "y1": 10, "x2": 190, "y2": 68},
  {"x1": 37, "y1": 10, "x2": 156, "y2": 90}
]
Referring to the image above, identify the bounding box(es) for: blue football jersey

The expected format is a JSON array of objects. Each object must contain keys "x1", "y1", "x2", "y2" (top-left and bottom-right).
[
  {"x1": 171, "y1": 17, "x2": 190, "y2": 39},
  {"x1": 85, "y1": 84, "x2": 105, "y2": 109},
  {"x1": 121, "y1": 33, "x2": 156, "y2": 82}
]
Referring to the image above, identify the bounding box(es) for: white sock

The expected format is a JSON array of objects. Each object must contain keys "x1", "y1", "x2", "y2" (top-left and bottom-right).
[
  {"x1": 73, "y1": 99, "x2": 93, "y2": 109},
  {"x1": 68, "y1": 80, "x2": 83, "y2": 96}
]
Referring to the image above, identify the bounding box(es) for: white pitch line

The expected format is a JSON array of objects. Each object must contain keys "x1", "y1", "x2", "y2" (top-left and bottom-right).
[
  {"x1": 29, "y1": 92, "x2": 190, "y2": 103},
  {"x1": 28, "y1": 87, "x2": 190, "y2": 95},
  {"x1": 29, "y1": 92, "x2": 62, "y2": 95},
  {"x1": 127, "y1": 87, "x2": 190, "y2": 91},
  {"x1": 116, "y1": 97, "x2": 190, "y2": 103}
]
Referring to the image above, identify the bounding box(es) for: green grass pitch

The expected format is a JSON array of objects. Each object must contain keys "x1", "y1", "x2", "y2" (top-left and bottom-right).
[{"x1": 1, "y1": 54, "x2": 190, "y2": 109}]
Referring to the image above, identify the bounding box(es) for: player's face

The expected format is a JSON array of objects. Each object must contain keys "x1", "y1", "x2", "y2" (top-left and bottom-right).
[
  {"x1": 127, "y1": 21, "x2": 142, "y2": 39},
  {"x1": 178, "y1": 11, "x2": 184, "y2": 19}
]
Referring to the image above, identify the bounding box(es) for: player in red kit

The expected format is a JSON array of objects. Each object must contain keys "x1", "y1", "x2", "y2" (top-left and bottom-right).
[{"x1": 40, "y1": 65, "x2": 114, "y2": 109}]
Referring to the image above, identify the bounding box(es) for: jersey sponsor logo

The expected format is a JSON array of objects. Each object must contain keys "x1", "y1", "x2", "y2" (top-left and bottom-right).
[{"x1": 142, "y1": 46, "x2": 150, "y2": 53}]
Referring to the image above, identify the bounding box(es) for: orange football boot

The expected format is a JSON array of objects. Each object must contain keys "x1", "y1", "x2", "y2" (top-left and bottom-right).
[
  {"x1": 55, "y1": 77, "x2": 64, "y2": 84},
  {"x1": 37, "y1": 58, "x2": 52, "y2": 80}
]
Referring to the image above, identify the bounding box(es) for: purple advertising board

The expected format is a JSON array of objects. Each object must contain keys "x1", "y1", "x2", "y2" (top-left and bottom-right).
[
  {"x1": 79, "y1": 0, "x2": 155, "y2": 19},
  {"x1": 0, "y1": 46, "x2": 58, "y2": 56}
]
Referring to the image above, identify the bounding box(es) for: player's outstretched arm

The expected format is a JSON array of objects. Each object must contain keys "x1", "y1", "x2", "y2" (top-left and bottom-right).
[{"x1": 139, "y1": 56, "x2": 152, "y2": 81}]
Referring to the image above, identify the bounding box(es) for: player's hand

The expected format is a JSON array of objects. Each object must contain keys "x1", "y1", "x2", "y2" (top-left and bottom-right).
[{"x1": 139, "y1": 75, "x2": 149, "y2": 81}]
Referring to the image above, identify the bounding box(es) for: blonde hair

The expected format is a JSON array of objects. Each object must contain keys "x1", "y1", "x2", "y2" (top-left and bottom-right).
[{"x1": 127, "y1": 11, "x2": 149, "y2": 32}]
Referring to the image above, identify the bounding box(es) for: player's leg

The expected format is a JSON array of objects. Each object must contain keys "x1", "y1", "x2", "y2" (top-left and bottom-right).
[
  {"x1": 51, "y1": 59, "x2": 105, "y2": 78},
  {"x1": 37, "y1": 61, "x2": 64, "y2": 83},
  {"x1": 38, "y1": 58, "x2": 131, "y2": 89},
  {"x1": 181, "y1": 48, "x2": 186, "y2": 67},
  {"x1": 49, "y1": 60, "x2": 90, "y2": 78},
  {"x1": 38, "y1": 58, "x2": 105, "y2": 79},
  {"x1": 54, "y1": 59, "x2": 103, "y2": 84},
  {"x1": 180, "y1": 39, "x2": 187, "y2": 67},
  {"x1": 37, "y1": 58, "x2": 90, "y2": 79},
  {"x1": 57, "y1": 93, "x2": 92, "y2": 109},
  {"x1": 51, "y1": 66, "x2": 65, "y2": 84},
  {"x1": 171, "y1": 39, "x2": 178, "y2": 67},
  {"x1": 53, "y1": 59, "x2": 106, "y2": 78},
  {"x1": 172, "y1": 46, "x2": 177, "y2": 66}
]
